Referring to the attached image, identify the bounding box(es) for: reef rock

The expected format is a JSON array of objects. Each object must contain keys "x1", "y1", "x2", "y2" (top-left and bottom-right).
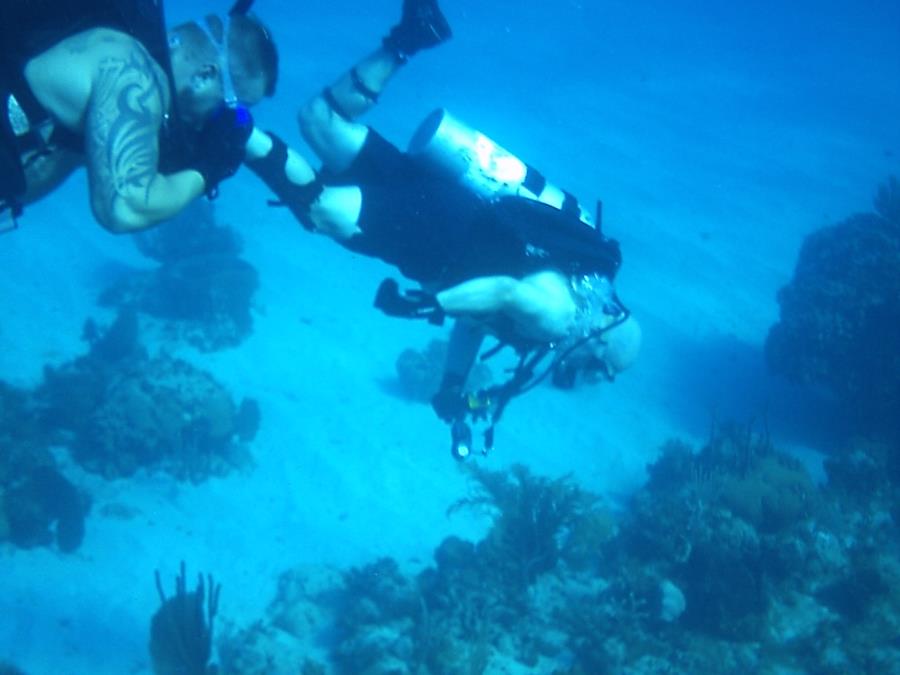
[
  {"x1": 3, "y1": 466, "x2": 90, "y2": 552},
  {"x1": 37, "y1": 313, "x2": 258, "y2": 482},
  {"x1": 100, "y1": 201, "x2": 258, "y2": 352},
  {"x1": 133, "y1": 200, "x2": 243, "y2": 264},
  {"x1": 100, "y1": 255, "x2": 259, "y2": 352},
  {"x1": 766, "y1": 177, "x2": 900, "y2": 437}
]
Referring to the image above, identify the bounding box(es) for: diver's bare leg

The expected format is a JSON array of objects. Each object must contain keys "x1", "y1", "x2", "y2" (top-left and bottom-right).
[
  {"x1": 298, "y1": 0, "x2": 452, "y2": 172},
  {"x1": 323, "y1": 48, "x2": 403, "y2": 123},
  {"x1": 296, "y1": 49, "x2": 399, "y2": 173}
]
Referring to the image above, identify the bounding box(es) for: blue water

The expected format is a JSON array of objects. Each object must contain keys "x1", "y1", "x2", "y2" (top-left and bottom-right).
[{"x1": 1, "y1": 0, "x2": 899, "y2": 673}]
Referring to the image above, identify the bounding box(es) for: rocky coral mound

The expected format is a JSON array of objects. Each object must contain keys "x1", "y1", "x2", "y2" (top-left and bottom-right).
[
  {"x1": 578, "y1": 425, "x2": 900, "y2": 673},
  {"x1": 765, "y1": 176, "x2": 900, "y2": 437},
  {"x1": 36, "y1": 311, "x2": 259, "y2": 482},
  {"x1": 0, "y1": 382, "x2": 90, "y2": 553},
  {"x1": 3, "y1": 465, "x2": 90, "y2": 552},
  {"x1": 100, "y1": 201, "x2": 259, "y2": 352}
]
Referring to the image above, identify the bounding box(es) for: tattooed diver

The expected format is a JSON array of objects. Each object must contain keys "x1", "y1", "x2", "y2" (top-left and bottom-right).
[{"x1": 0, "y1": 0, "x2": 278, "y2": 233}]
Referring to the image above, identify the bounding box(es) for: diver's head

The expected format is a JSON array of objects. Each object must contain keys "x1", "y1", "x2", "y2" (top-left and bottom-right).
[
  {"x1": 595, "y1": 313, "x2": 642, "y2": 373},
  {"x1": 551, "y1": 315, "x2": 642, "y2": 387},
  {"x1": 552, "y1": 275, "x2": 642, "y2": 388},
  {"x1": 168, "y1": 13, "x2": 278, "y2": 127}
]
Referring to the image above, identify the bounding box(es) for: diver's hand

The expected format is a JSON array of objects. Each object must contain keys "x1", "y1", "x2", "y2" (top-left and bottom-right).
[
  {"x1": 431, "y1": 384, "x2": 465, "y2": 423},
  {"x1": 193, "y1": 104, "x2": 254, "y2": 197}
]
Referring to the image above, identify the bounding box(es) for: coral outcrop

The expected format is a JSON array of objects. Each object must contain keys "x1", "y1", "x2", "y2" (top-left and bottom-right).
[
  {"x1": 218, "y1": 464, "x2": 612, "y2": 674},
  {"x1": 36, "y1": 311, "x2": 258, "y2": 482},
  {"x1": 100, "y1": 201, "x2": 259, "y2": 352},
  {"x1": 765, "y1": 176, "x2": 900, "y2": 437},
  {"x1": 0, "y1": 381, "x2": 90, "y2": 552},
  {"x1": 3, "y1": 465, "x2": 90, "y2": 552}
]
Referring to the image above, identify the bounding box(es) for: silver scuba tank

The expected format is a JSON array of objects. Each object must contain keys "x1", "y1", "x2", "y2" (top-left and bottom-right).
[{"x1": 408, "y1": 108, "x2": 596, "y2": 227}]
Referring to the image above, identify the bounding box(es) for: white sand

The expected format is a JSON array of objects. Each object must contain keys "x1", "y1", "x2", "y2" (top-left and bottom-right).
[{"x1": 1, "y1": 1, "x2": 897, "y2": 672}]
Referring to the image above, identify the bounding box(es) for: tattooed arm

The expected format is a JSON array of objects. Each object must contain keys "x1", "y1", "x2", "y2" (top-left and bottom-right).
[{"x1": 84, "y1": 46, "x2": 204, "y2": 232}]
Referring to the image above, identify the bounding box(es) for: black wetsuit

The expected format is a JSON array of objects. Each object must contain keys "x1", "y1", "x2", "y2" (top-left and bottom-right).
[
  {"x1": 324, "y1": 130, "x2": 621, "y2": 289},
  {"x1": 0, "y1": 0, "x2": 186, "y2": 217}
]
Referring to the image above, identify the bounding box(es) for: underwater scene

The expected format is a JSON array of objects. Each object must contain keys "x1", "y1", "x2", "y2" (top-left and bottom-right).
[{"x1": 1, "y1": 0, "x2": 899, "y2": 673}]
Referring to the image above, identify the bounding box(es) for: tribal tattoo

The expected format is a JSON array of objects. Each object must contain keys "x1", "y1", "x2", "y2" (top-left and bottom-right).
[{"x1": 85, "y1": 46, "x2": 165, "y2": 226}]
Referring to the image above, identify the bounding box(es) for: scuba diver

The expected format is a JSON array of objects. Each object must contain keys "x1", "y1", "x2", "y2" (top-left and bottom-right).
[
  {"x1": 245, "y1": 0, "x2": 642, "y2": 459},
  {"x1": 0, "y1": 0, "x2": 277, "y2": 234}
]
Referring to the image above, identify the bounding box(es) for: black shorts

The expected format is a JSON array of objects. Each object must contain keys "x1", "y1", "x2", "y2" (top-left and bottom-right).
[
  {"x1": 322, "y1": 129, "x2": 437, "y2": 251},
  {"x1": 322, "y1": 128, "x2": 415, "y2": 186},
  {"x1": 322, "y1": 129, "x2": 470, "y2": 283},
  {"x1": 319, "y1": 129, "x2": 554, "y2": 287}
]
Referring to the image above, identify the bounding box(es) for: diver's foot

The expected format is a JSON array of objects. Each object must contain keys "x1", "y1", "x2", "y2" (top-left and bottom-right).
[{"x1": 383, "y1": 0, "x2": 452, "y2": 62}]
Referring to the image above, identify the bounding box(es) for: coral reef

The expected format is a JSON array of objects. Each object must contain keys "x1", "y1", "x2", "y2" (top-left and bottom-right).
[
  {"x1": 824, "y1": 437, "x2": 900, "y2": 498},
  {"x1": 0, "y1": 381, "x2": 91, "y2": 552},
  {"x1": 218, "y1": 620, "x2": 324, "y2": 675},
  {"x1": 134, "y1": 201, "x2": 243, "y2": 264},
  {"x1": 218, "y1": 566, "x2": 339, "y2": 675},
  {"x1": 0, "y1": 381, "x2": 45, "y2": 452},
  {"x1": 0, "y1": 381, "x2": 52, "y2": 485},
  {"x1": 215, "y1": 424, "x2": 900, "y2": 674},
  {"x1": 581, "y1": 424, "x2": 900, "y2": 672},
  {"x1": 3, "y1": 465, "x2": 90, "y2": 552},
  {"x1": 219, "y1": 465, "x2": 612, "y2": 674},
  {"x1": 331, "y1": 558, "x2": 423, "y2": 674},
  {"x1": 765, "y1": 176, "x2": 900, "y2": 438},
  {"x1": 36, "y1": 311, "x2": 258, "y2": 482},
  {"x1": 100, "y1": 201, "x2": 259, "y2": 352},
  {"x1": 150, "y1": 563, "x2": 220, "y2": 675},
  {"x1": 449, "y1": 463, "x2": 602, "y2": 589},
  {"x1": 617, "y1": 424, "x2": 816, "y2": 639}
]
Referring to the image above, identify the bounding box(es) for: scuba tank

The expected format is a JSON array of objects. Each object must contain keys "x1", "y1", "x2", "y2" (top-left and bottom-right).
[{"x1": 408, "y1": 108, "x2": 596, "y2": 228}]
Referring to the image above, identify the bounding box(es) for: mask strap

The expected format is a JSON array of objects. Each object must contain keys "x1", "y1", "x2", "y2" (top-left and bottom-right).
[{"x1": 198, "y1": 15, "x2": 239, "y2": 107}]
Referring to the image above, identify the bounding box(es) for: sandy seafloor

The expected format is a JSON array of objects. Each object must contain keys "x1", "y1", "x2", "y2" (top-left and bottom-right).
[{"x1": 1, "y1": 0, "x2": 898, "y2": 672}]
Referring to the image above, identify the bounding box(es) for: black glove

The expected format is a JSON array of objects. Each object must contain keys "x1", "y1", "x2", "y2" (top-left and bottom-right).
[
  {"x1": 374, "y1": 278, "x2": 445, "y2": 325},
  {"x1": 432, "y1": 385, "x2": 465, "y2": 422},
  {"x1": 193, "y1": 103, "x2": 254, "y2": 197}
]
